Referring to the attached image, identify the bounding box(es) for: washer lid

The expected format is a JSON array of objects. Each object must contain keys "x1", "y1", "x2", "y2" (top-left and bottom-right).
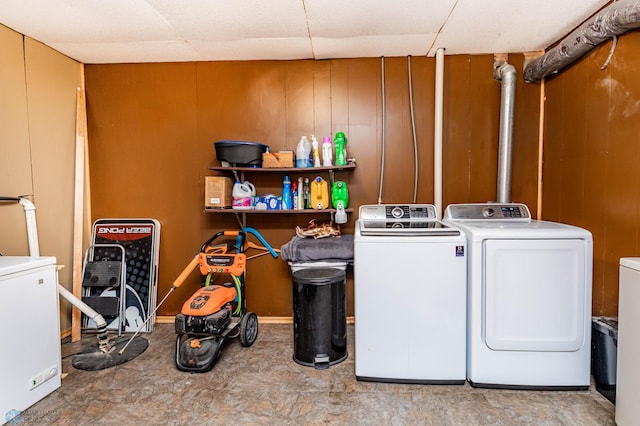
[{"x1": 620, "y1": 257, "x2": 640, "y2": 271}]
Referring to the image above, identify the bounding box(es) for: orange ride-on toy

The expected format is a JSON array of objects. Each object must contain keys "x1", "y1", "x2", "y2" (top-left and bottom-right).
[{"x1": 173, "y1": 228, "x2": 278, "y2": 372}]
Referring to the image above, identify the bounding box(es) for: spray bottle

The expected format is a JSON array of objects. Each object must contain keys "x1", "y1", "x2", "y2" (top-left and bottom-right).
[{"x1": 292, "y1": 182, "x2": 299, "y2": 210}]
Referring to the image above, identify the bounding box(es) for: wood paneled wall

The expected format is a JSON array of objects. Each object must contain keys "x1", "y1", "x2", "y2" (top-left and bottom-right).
[
  {"x1": 85, "y1": 55, "x2": 540, "y2": 317},
  {"x1": 542, "y1": 31, "x2": 640, "y2": 316},
  {"x1": 0, "y1": 25, "x2": 82, "y2": 333}
]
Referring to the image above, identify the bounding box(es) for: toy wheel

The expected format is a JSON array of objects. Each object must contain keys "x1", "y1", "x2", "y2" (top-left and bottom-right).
[{"x1": 240, "y1": 312, "x2": 258, "y2": 347}]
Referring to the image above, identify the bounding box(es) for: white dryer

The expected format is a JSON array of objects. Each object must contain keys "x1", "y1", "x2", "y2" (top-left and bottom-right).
[
  {"x1": 443, "y1": 203, "x2": 593, "y2": 389},
  {"x1": 354, "y1": 204, "x2": 467, "y2": 383}
]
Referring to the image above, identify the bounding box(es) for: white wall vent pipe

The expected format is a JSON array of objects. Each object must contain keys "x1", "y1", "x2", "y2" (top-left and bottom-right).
[{"x1": 434, "y1": 48, "x2": 445, "y2": 217}]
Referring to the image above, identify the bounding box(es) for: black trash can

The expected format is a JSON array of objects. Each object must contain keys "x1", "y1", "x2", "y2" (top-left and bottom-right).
[
  {"x1": 591, "y1": 316, "x2": 618, "y2": 403},
  {"x1": 292, "y1": 267, "x2": 347, "y2": 369}
]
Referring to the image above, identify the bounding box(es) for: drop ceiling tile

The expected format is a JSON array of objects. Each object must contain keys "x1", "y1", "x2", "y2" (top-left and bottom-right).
[
  {"x1": 49, "y1": 41, "x2": 201, "y2": 64},
  {"x1": 190, "y1": 37, "x2": 313, "y2": 61},
  {"x1": 0, "y1": 0, "x2": 178, "y2": 43},
  {"x1": 305, "y1": 0, "x2": 456, "y2": 37},
  {"x1": 312, "y1": 34, "x2": 436, "y2": 60},
  {"x1": 147, "y1": 0, "x2": 309, "y2": 40},
  {"x1": 429, "y1": 0, "x2": 609, "y2": 55}
]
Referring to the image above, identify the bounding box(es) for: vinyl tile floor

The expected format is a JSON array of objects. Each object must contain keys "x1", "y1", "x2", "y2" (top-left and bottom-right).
[{"x1": 17, "y1": 323, "x2": 615, "y2": 425}]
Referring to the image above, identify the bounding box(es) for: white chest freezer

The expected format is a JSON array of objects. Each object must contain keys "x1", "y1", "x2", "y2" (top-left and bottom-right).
[{"x1": 1, "y1": 256, "x2": 61, "y2": 424}]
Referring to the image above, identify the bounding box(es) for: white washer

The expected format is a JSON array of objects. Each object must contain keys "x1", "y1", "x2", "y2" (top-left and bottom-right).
[
  {"x1": 354, "y1": 204, "x2": 467, "y2": 383},
  {"x1": 616, "y1": 258, "x2": 640, "y2": 425},
  {"x1": 443, "y1": 203, "x2": 592, "y2": 389}
]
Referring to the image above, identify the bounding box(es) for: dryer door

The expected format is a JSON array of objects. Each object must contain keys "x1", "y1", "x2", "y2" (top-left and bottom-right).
[{"x1": 483, "y1": 239, "x2": 587, "y2": 351}]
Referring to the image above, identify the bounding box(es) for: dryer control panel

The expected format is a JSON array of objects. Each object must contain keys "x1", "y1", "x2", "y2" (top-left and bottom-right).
[{"x1": 443, "y1": 203, "x2": 531, "y2": 222}]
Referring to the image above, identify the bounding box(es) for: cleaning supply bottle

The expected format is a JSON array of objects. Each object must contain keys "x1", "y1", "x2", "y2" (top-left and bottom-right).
[
  {"x1": 311, "y1": 135, "x2": 321, "y2": 167},
  {"x1": 331, "y1": 181, "x2": 349, "y2": 209},
  {"x1": 334, "y1": 131, "x2": 347, "y2": 166},
  {"x1": 232, "y1": 181, "x2": 253, "y2": 210},
  {"x1": 303, "y1": 178, "x2": 310, "y2": 209},
  {"x1": 296, "y1": 136, "x2": 311, "y2": 168},
  {"x1": 243, "y1": 181, "x2": 256, "y2": 197},
  {"x1": 310, "y1": 176, "x2": 329, "y2": 210},
  {"x1": 322, "y1": 136, "x2": 333, "y2": 166},
  {"x1": 282, "y1": 176, "x2": 292, "y2": 210},
  {"x1": 292, "y1": 182, "x2": 299, "y2": 210},
  {"x1": 297, "y1": 177, "x2": 304, "y2": 209}
]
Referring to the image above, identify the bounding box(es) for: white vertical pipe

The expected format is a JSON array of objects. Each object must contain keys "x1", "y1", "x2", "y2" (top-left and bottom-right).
[
  {"x1": 434, "y1": 48, "x2": 445, "y2": 218},
  {"x1": 19, "y1": 198, "x2": 40, "y2": 256}
]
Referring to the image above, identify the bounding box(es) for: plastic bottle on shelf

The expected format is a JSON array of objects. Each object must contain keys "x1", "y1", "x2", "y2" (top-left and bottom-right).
[
  {"x1": 310, "y1": 177, "x2": 329, "y2": 209},
  {"x1": 334, "y1": 131, "x2": 347, "y2": 166},
  {"x1": 296, "y1": 136, "x2": 311, "y2": 168},
  {"x1": 292, "y1": 182, "x2": 299, "y2": 210},
  {"x1": 322, "y1": 136, "x2": 333, "y2": 166},
  {"x1": 282, "y1": 176, "x2": 293, "y2": 210},
  {"x1": 232, "y1": 181, "x2": 253, "y2": 210},
  {"x1": 311, "y1": 135, "x2": 321, "y2": 167},
  {"x1": 297, "y1": 177, "x2": 304, "y2": 209},
  {"x1": 303, "y1": 178, "x2": 310, "y2": 209}
]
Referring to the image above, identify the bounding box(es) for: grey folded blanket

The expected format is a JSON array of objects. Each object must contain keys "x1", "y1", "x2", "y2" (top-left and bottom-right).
[{"x1": 280, "y1": 235, "x2": 354, "y2": 263}]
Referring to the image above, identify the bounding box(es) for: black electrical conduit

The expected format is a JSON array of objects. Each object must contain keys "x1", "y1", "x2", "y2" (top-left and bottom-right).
[{"x1": 524, "y1": 0, "x2": 640, "y2": 83}]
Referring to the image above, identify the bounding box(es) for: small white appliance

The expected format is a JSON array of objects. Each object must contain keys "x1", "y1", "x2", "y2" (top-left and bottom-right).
[
  {"x1": 443, "y1": 203, "x2": 592, "y2": 389},
  {"x1": 354, "y1": 204, "x2": 467, "y2": 383},
  {"x1": 616, "y1": 258, "x2": 640, "y2": 425},
  {"x1": 1, "y1": 256, "x2": 61, "y2": 423}
]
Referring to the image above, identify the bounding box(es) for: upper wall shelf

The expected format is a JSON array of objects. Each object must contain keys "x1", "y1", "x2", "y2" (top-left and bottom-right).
[{"x1": 208, "y1": 164, "x2": 356, "y2": 173}]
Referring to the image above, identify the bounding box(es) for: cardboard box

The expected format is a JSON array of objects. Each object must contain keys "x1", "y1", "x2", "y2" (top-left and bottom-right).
[
  {"x1": 205, "y1": 176, "x2": 233, "y2": 208},
  {"x1": 262, "y1": 151, "x2": 294, "y2": 168}
]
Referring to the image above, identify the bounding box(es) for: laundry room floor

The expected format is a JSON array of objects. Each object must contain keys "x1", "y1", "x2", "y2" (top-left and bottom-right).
[{"x1": 19, "y1": 323, "x2": 614, "y2": 425}]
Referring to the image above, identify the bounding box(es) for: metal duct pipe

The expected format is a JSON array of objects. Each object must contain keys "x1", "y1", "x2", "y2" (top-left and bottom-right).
[
  {"x1": 524, "y1": 0, "x2": 640, "y2": 83},
  {"x1": 495, "y1": 62, "x2": 517, "y2": 203}
]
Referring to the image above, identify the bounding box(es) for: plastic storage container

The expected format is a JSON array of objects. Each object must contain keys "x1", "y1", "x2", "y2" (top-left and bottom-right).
[
  {"x1": 214, "y1": 141, "x2": 269, "y2": 167},
  {"x1": 292, "y1": 268, "x2": 347, "y2": 369},
  {"x1": 591, "y1": 316, "x2": 617, "y2": 403}
]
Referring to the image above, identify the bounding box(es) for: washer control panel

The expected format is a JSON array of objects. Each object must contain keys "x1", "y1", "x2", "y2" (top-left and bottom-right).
[
  {"x1": 443, "y1": 203, "x2": 531, "y2": 221},
  {"x1": 358, "y1": 204, "x2": 461, "y2": 236},
  {"x1": 359, "y1": 204, "x2": 437, "y2": 221}
]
